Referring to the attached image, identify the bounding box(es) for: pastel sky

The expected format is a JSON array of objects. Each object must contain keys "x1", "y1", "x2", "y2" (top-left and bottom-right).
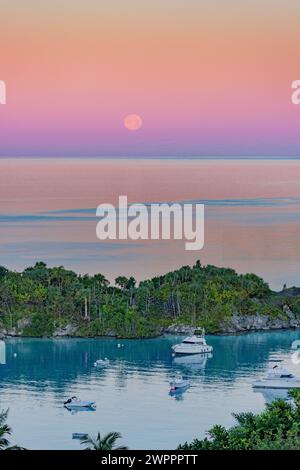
[
  {"x1": 0, "y1": 0, "x2": 300, "y2": 156},
  {"x1": 1, "y1": 158, "x2": 300, "y2": 289}
]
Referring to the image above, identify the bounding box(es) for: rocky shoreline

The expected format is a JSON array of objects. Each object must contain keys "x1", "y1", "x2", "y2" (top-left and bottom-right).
[
  {"x1": 1, "y1": 304, "x2": 300, "y2": 340},
  {"x1": 163, "y1": 308, "x2": 300, "y2": 336}
]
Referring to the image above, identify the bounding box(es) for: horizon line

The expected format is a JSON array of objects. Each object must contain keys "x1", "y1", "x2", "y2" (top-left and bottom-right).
[{"x1": 1, "y1": 155, "x2": 300, "y2": 160}]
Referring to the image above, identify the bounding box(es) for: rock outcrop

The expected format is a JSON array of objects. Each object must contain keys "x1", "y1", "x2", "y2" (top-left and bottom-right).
[
  {"x1": 220, "y1": 308, "x2": 300, "y2": 334},
  {"x1": 53, "y1": 324, "x2": 78, "y2": 337},
  {"x1": 163, "y1": 324, "x2": 197, "y2": 335}
]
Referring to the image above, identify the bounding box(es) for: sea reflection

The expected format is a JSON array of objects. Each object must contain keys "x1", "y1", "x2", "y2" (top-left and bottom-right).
[
  {"x1": 172, "y1": 352, "x2": 212, "y2": 373},
  {"x1": 1, "y1": 159, "x2": 300, "y2": 290},
  {"x1": 253, "y1": 388, "x2": 290, "y2": 404},
  {"x1": 1, "y1": 330, "x2": 300, "y2": 449}
]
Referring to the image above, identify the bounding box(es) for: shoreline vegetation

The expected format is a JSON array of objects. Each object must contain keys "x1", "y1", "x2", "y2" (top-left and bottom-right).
[
  {"x1": 178, "y1": 389, "x2": 300, "y2": 450},
  {"x1": 1, "y1": 261, "x2": 300, "y2": 340}
]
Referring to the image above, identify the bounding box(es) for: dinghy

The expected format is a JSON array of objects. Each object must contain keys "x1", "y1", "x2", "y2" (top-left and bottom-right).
[
  {"x1": 64, "y1": 396, "x2": 96, "y2": 410},
  {"x1": 170, "y1": 373, "x2": 190, "y2": 391}
]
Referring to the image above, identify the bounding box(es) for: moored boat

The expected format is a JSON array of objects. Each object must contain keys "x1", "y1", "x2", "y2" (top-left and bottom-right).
[
  {"x1": 172, "y1": 329, "x2": 213, "y2": 356},
  {"x1": 253, "y1": 365, "x2": 300, "y2": 389},
  {"x1": 170, "y1": 373, "x2": 190, "y2": 391},
  {"x1": 64, "y1": 396, "x2": 96, "y2": 409}
]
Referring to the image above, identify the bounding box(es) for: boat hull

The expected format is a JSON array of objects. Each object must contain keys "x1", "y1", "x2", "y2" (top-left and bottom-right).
[
  {"x1": 65, "y1": 401, "x2": 96, "y2": 409},
  {"x1": 172, "y1": 345, "x2": 213, "y2": 356},
  {"x1": 170, "y1": 380, "x2": 190, "y2": 391},
  {"x1": 253, "y1": 379, "x2": 300, "y2": 389}
]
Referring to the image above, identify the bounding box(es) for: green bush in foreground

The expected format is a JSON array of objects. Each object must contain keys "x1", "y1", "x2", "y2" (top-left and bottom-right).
[
  {"x1": 0, "y1": 410, "x2": 24, "y2": 450},
  {"x1": 178, "y1": 390, "x2": 300, "y2": 450}
]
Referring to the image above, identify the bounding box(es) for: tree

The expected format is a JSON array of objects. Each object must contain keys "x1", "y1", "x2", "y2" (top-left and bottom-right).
[
  {"x1": 178, "y1": 390, "x2": 300, "y2": 450},
  {"x1": 81, "y1": 432, "x2": 128, "y2": 451},
  {"x1": 93, "y1": 273, "x2": 109, "y2": 289},
  {"x1": 0, "y1": 410, "x2": 11, "y2": 450},
  {"x1": 0, "y1": 409, "x2": 24, "y2": 450},
  {"x1": 115, "y1": 276, "x2": 129, "y2": 291},
  {"x1": 0, "y1": 266, "x2": 8, "y2": 280},
  {"x1": 0, "y1": 260, "x2": 295, "y2": 338}
]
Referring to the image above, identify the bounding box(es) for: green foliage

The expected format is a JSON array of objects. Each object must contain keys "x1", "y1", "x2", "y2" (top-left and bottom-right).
[
  {"x1": 289, "y1": 299, "x2": 300, "y2": 317},
  {"x1": 0, "y1": 260, "x2": 293, "y2": 338},
  {"x1": 0, "y1": 410, "x2": 11, "y2": 450},
  {"x1": 258, "y1": 303, "x2": 283, "y2": 320},
  {"x1": 0, "y1": 409, "x2": 24, "y2": 450},
  {"x1": 22, "y1": 312, "x2": 55, "y2": 337},
  {"x1": 178, "y1": 390, "x2": 300, "y2": 450},
  {"x1": 80, "y1": 431, "x2": 128, "y2": 451},
  {"x1": 0, "y1": 266, "x2": 8, "y2": 280}
]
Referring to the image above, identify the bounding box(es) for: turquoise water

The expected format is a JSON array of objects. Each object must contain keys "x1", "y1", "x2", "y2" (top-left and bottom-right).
[{"x1": 1, "y1": 331, "x2": 300, "y2": 450}]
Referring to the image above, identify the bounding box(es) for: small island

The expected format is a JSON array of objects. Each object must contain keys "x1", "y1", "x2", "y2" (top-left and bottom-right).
[{"x1": 0, "y1": 261, "x2": 300, "y2": 339}]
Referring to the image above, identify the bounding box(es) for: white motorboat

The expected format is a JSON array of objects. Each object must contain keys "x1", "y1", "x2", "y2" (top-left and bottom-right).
[
  {"x1": 170, "y1": 374, "x2": 190, "y2": 391},
  {"x1": 64, "y1": 396, "x2": 96, "y2": 410},
  {"x1": 94, "y1": 358, "x2": 110, "y2": 367},
  {"x1": 172, "y1": 330, "x2": 213, "y2": 356},
  {"x1": 253, "y1": 365, "x2": 300, "y2": 389}
]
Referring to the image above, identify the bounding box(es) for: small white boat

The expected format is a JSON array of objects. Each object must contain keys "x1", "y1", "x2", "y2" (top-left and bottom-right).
[
  {"x1": 170, "y1": 374, "x2": 190, "y2": 391},
  {"x1": 64, "y1": 397, "x2": 96, "y2": 409},
  {"x1": 172, "y1": 329, "x2": 213, "y2": 356},
  {"x1": 94, "y1": 358, "x2": 110, "y2": 367},
  {"x1": 253, "y1": 365, "x2": 300, "y2": 389}
]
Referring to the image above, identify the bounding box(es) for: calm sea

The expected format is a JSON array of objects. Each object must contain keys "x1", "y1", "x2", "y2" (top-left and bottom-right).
[
  {"x1": 0, "y1": 158, "x2": 300, "y2": 289},
  {"x1": 1, "y1": 332, "x2": 300, "y2": 449}
]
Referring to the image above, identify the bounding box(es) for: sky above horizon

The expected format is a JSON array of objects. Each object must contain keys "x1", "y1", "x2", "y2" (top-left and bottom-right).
[
  {"x1": 1, "y1": 158, "x2": 300, "y2": 289},
  {"x1": 1, "y1": 1, "x2": 300, "y2": 157}
]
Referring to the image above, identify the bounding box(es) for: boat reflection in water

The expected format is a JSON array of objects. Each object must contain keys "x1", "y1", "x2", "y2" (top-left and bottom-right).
[
  {"x1": 169, "y1": 384, "x2": 190, "y2": 400},
  {"x1": 253, "y1": 387, "x2": 290, "y2": 404},
  {"x1": 65, "y1": 406, "x2": 97, "y2": 415},
  {"x1": 172, "y1": 352, "x2": 212, "y2": 371}
]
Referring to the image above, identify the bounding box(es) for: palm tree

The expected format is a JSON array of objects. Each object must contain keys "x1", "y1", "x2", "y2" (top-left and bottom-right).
[
  {"x1": 0, "y1": 410, "x2": 11, "y2": 450},
  {"x1": 81, "y1": 432, "x2": 128, "y2": 451},
  {"x1": 0, "y1": 409, "x2": 24, "y2": 450}
]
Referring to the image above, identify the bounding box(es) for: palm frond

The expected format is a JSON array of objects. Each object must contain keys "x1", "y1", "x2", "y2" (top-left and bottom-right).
[{"x1": 81, "y1": 431, "x2": 128, "y2": 451}]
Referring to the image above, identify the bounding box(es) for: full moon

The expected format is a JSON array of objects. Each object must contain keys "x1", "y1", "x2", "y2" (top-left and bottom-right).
[{"x1": 124, "y1": 114, "x2": 143, "y2": 131}]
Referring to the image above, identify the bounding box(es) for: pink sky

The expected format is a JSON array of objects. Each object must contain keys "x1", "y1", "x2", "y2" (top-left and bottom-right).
[
  {"x1": 0, "y1": 1, "x2": 300, "y2": 156},
  {"x1": 0, "y1": 158, "x2": 300, "y2": 289}
]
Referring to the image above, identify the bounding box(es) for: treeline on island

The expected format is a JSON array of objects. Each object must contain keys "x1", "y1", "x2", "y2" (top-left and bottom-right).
[{"x1": 0, "y1": 261, "x2": 300, "y2": 338}]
